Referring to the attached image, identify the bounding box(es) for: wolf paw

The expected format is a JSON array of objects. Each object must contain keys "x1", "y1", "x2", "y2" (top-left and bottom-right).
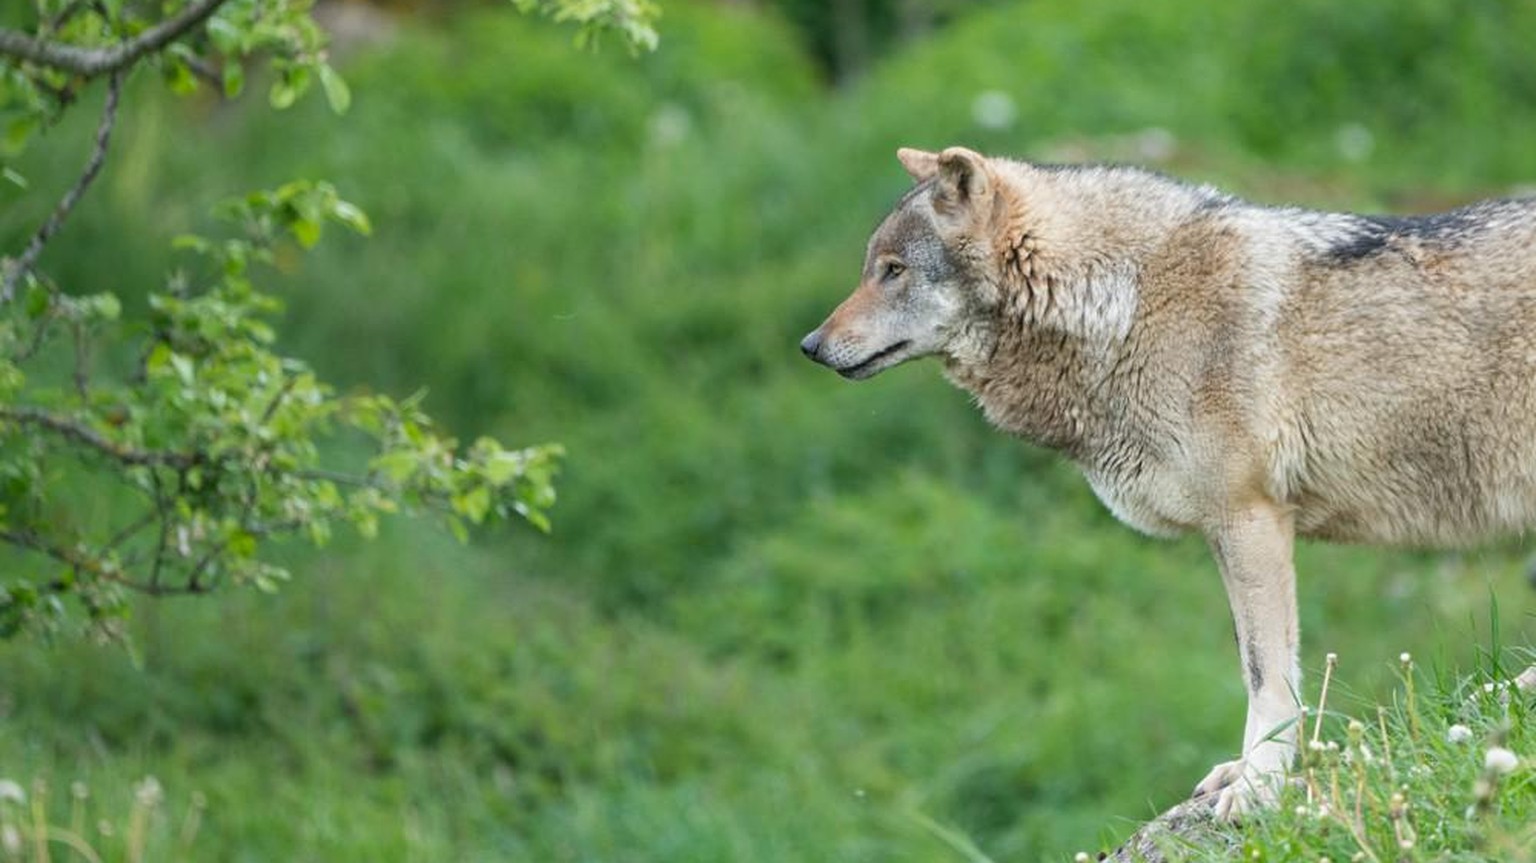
[{"x1": 1193, "y1": 758, "x2": 1284, "y2": 820}]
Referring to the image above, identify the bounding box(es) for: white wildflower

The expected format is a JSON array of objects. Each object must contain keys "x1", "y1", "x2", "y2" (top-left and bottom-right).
[
  {"x1": 1484, "y1": 747, "x2": 1519, "y2": 775},
  {"x1": 0, "y1": 779, "x2": 24, "y2": 805},
  {"x1": 134, "y1": 775, "x2": 163, "y2": 807},
  {"x1": 1343, "y1": 743, "x2": 1376, "y2": 766},
  {"x1": 1516, "y1": 665, "x2": 1536, "y2": 691},
  {"x1": 1446, "y1": 724, "x2": 1473, "y2": 744}
]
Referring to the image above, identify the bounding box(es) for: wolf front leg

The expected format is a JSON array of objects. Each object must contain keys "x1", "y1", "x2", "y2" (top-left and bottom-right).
[{"x1": 1194, "y1": 500, "x2": 1302, "y2": 820}]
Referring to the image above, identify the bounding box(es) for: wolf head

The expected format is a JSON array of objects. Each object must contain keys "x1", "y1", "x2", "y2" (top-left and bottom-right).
[{"x1": 800, "y1": 146, "x2": 1008, "y2": 379}]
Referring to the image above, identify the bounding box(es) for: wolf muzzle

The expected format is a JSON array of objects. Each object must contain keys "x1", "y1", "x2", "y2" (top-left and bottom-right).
[{"x1": 799, "y1": 328, "x2": 826, "y2": 363}]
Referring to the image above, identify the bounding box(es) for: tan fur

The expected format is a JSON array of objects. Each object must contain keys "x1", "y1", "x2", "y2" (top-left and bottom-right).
[{"x1": 800, "y1": 147, "x2": 1536, "y2": 817}]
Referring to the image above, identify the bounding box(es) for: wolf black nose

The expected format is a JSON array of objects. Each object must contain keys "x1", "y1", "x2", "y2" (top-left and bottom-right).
[{"x1": 799, "y1": 329, "x2": 824, "y2": 360}]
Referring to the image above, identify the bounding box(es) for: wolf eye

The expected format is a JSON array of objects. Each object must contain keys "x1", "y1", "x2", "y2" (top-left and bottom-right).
[{"x1": 881, "y1": 261, "x2": 907, "y2": 281}]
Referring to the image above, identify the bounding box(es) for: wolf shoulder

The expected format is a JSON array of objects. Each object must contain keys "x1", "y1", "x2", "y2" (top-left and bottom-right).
[
  {"x1": 1222, "y1": 194, "x2": 1536, "y2": 544},
  {"x1": 1084, "y1": 185, "x2": 1536, "y2": 544}
]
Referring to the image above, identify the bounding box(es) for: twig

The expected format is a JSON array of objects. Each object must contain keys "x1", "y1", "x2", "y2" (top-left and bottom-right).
[
  {"x1": 11, "y1": 291, "x2": 58, "y2": 361},
  {"x1": 44, "y1": 1, "x2": 95, "y2": 35},
  {"x1": 104, "y1": 507, "x2": 157, "y2": 552},
  {"x1": 0, "y1": 525, "x2": 209, "y2": 596},
  {"x1": 1, "y1": 70, "x2": 123, "y2": 302},
  {"x1": 185, "y1": 537, "x2": 223, "y2": 593},
  {"x1": 148, "y1": 468, "x2": 170, "y2": 591},
  {"x1": 0, "y1": 0, "x2": 229, "y2": 78},
  {"x1": 183, "y1": 54, "x2": 223, "y2": 89},
  {"x1": 0, "y1": 404, "x2": 199, "y2": 468},
  {"x1": 71, "y1": 320, "x2": 92, "y2": 401},
  {"x1": 0, "y1": 526, "x2": 81, "y2": 570},
  {"x1": 259, "y1": 375, "x2": 298, "y2": 425}
]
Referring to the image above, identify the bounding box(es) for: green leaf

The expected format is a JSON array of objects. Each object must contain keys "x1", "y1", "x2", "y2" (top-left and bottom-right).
[
  {"x1": 317, "y1": 64, "x2": 351, "y2": 115},
  {"x1": 163, "y1": 57, "x2": 198, "y2": 96},
  {"x1": 24, "y1": 283, "x2": 49, "y2": 319},
  {"x1": 269, "y1": 79, "x2": 299, "y2": 110},
  {"x1": 145, "y1": 342, "x2": 173, "y2": 375},
  {"x1": 86, "y1": 293, "x2": 121, "y2": 321},
  {"x1": 290, "y1": 217, "x2": 321, "y2": 249},
  {"x1": 354, "y1": 510, "x2": 379, "y2": 540},
  {"x1": 169, "y1": 352, "x2": 195, "y2": 385},
  {"x1": 482, "y1": 449, "x2": 526, "y2": 485},
  {"x1": 227, "y1": 530, "x2": 257, "y2": 559},
  {"x1": 206, "y1": 16, "x2": 243, "y2": 54},
  {"x1": 522, "y1": 506, "x2": 552, "y2": 534},
  {"x1": 329, "y1": 200, "x2": 372, "y2": 236},
  {"x1": 307, "y1": 520, "x2": 332, "y2": 548},
  {"x1": 370, "y1": 450, "x2": 418, "y2": 483},
  {"x1": 454, "y1": 485, "x2": 492, "y2": 524},
  {"x1": 0, "y1": 361, "x2": 24, "y2": 395},
  {"x1": 3, "y1": 115, "x2": 39, "y2": 156},
  {"x1": 223, "y1": 61, "x2": 245, "y2": 99}
]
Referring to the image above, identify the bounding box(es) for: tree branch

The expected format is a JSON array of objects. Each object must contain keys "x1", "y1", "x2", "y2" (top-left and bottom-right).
[
  {"x1": 0, "y1": 0, "x2": 229, "y2": 78},
  {"x1": 1, "y1": 70, "x2": 122, "y2": 302},
  {"x1": 0, "y1": 404, "x2": 198, "y2": 468},
  {"x1": 0, "y1": 526, "x2": 211, "y2": 597},
  {"x1": 0, "y1": 526, "x2": 82, "y2": 571}
]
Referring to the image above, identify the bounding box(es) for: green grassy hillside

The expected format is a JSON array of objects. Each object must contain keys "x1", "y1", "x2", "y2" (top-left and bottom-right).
[{"x1": 3, "y1": 0, "x2": 1535, "y2": 859}]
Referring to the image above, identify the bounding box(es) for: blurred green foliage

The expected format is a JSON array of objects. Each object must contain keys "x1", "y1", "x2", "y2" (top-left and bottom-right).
[{"x1": 2, "y1": 0, "x2": 1536, "y2": 859}]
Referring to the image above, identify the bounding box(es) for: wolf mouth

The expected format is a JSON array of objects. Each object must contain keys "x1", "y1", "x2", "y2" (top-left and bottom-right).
[{"x1": 837, "y1": 340, "x2": 911, "y2": 379}]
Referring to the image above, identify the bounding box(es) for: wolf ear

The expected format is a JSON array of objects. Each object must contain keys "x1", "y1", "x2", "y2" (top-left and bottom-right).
[
  {"x1": 933, "y1": 147, "x2": 992, "y2": 212},
  {"x1": 896, "y1": 147, "x2": 940, "y2": 182}
]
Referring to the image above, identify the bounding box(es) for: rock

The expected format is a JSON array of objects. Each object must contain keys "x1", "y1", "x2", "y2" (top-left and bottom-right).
[{"x1": 1106, "y1": 793, "x2": 1235, "y2": 863}]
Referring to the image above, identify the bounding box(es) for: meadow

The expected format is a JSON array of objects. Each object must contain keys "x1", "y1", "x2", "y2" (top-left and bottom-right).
[{"x1": 2, "y1": 0, "x2": 1535, "y2": 859}]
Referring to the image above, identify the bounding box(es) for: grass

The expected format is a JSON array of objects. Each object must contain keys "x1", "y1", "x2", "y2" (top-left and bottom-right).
[
  {"x1": 5, "y1": 646, "x2": 1530, "y2": 861},
  {"x1": 3, "y1": 0, "x2": 1536, "y2": 859},
  {"x1": 1156, "y1": 649, "x2": 1536, "y2": 863}
]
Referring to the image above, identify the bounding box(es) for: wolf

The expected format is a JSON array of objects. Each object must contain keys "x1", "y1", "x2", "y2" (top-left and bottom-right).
[{"x1": 799, "y1": 146, "x2": 1536, "y2": 818}]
